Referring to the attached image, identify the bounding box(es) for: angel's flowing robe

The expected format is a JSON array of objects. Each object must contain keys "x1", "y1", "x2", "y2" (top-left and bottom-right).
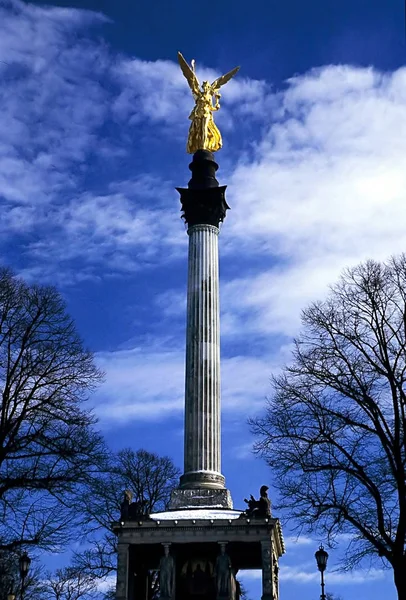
[{"x1": 187, "y1": 94, "x2": 222, "y2": 154}]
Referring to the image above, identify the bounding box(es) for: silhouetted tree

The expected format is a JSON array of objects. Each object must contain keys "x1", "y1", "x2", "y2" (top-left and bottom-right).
[
  {"x1": 251, "y1": 257, "x2": 406, "y2": 600},
  {"x1": 0, "y1": 550, "x2": 18, "y2": 600},
  {"x1": 0, "y1": 268, "x2": 106, "y2": 554},
  {"x1": 42, "y1": 568, "x2": 98, "y2": 600},
  {"x1": 72, "y1": 449, "x2": 180, "y2": 592}
]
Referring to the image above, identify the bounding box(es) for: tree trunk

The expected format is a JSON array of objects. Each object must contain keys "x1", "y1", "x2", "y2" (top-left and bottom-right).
[{"x1": 393, "y1": 559, "x2": 406, "y2": 600}]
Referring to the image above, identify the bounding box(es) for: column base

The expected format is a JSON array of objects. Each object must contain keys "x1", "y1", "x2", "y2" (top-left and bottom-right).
[
  {"x1": 169, "y1": 487, "x2": 233, "y2": 509},
  {"x1": 180, "y1": 470, "x2": 225, "y2": 489}
]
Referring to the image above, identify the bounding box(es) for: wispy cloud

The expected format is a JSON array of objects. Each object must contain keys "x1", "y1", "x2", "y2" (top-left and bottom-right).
[
  {"x1": 151, "y1": 65, "x2": 406, "y2": 341},
  {"x1": 239, "y1": 563, "x2": 386, "y2": 585},
  {"x1": 2, "y1": 2, "x2": 406, "y2": 429},
  {"x1": 1, "y1": 2, "x2": 252, "y2": 281},
  {"x1": 95, "y1": 344, "x2": 185, "y2": 422},
  {"x1": 239, "y1": 569, "x2": 262, "y2": 581},
  {"x1": 220, "y1": 66, "x2": 406, "y2": 338},
  {"x1": 93, "y1": 340, "x2": 283, "y2": 424},
  {"x1": 229, "y1": 442, "x2": 254, "y2": 460},
  {"x1": 284, "y1": 535, "x2": 315, "y2": 547},
  {"x1": 2, "y1": 0, "x2": 405, "y2": 302},
  {"x1": 280, "y1": 564, "x2": 386, "y2": 584}
]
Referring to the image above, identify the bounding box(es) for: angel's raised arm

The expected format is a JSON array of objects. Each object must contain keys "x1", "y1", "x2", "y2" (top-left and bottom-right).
[{"x1": 178, "y1": 52, "x2": 200, "y2": 96}]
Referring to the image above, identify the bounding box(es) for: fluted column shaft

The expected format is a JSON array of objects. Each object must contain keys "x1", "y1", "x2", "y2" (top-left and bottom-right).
[{"x1": 180, "y1": 223, "x2": 224, "y2": 489}]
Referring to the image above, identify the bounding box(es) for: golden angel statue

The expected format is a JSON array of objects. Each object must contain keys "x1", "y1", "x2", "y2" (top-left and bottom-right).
[{"x1": 178, "y1": 52, "x2": 240, "y2": 154}]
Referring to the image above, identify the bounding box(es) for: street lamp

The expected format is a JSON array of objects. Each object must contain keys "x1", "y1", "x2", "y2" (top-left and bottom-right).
[
  {"x1": 18, "y1": 552, "x2": 31, "y2": 600},
  {"x1": 315, "y1": 544, "x2": 329, "y2": 600},
  {"x1": 7, "y1": 579, "x2": 15, "y2": 600}
]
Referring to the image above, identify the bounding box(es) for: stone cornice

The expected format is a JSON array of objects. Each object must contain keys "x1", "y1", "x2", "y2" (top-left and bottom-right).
[{"x1": 112, "y1": 517, "x2": 285, "y2": 557}]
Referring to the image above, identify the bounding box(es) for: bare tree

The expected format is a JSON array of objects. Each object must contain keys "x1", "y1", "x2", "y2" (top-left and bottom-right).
[
  {"x1": 250, "y1": 257, "x2": 406, "y2": 599},
  {"x1": 0, "y1": 550, "x2": 18, "y2": 600},
  {"x1": 42, "y1": 568, "x2": 98, "y2": 600},
  {"x1": 72, "y1": 449, "x2": 180, "y2": 585},
  {"x1": 0, "y1": 268, "x2": 106, "y2": 554}
]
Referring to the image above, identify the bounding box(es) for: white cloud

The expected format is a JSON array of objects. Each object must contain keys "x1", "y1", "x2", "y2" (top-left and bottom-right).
[
  {"x1": 0, "y1": 2, "x2": 238, "y2": 280},
  {"x1": 147, "y1": 64, "x2": 406, "y2": 341},
  {"x1": 0, "y1": 1, "x2": 109, "y2": 172},
  {"x1": 239, "y1": 569, "x2": 262, "y2": 581},
  {"x1": 280, "y1": 564, "x2": 386, "y2": 584},
  {"x1": 93, "y1": 341, "x2": 284, "y2": 424},
  {"x1": 3, "y1": 0, "x2": 405, "y2": 303},
  {"x1": 112, "y1": 55, "x2": 269, "y2": 131},
  {"x1": 23, "y1": 182, "x2": 183, "y2": 281},
  {"x1": 0, "y1": 0, "x2": 113, "y2": 278},
  {"x1": 230, "y1": 442, "x2": 254, "y2": 460},
  {"x1": 218, "y1": 65, "x2": 406, "y2": 338},
  {"x1": 3, "y1": 0, "x2": 406, "y2": 429},
  {"x1": 284, "y1": 535, "x2": 315, "y2": 547},
  {"x1": 95, "y1": 574, "x2": 116, "y2": 592},
  {"x1": 94, "y1": 345, "x2": 185, "y2": 422}
]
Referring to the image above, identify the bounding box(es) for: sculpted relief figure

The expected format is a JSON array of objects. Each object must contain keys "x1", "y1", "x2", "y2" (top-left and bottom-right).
[
  {"x1": 215, "y1": 544, "x2": 232, "y2": 599},
  {"x1": 273, "y1": 553, "x2": 279, "y2": 600},
  {"x1": 178, "y1": 52, "x2": 240, "y2": 154},
  {"x1": 160, "y1": 545, "x2": 175, "y2": 599}
]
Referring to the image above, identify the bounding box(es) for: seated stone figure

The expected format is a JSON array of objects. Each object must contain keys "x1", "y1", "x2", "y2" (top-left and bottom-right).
[
  {"x1": 120, "y1": 489, "x2": 132, "y2": 520},
  {"x1": 243, "y1": 485, "x2": 271, "y2": 518},
  {"x1": 119, "y1": 490, "x2": 150, "y2": 521}
]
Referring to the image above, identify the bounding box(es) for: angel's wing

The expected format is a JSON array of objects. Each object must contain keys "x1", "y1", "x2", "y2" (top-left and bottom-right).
[
  {"x1": 178, "y1": 52, "x2": 200, "y2": 95},
  {"x1": 211, "y1": 66, "x2": 240, "y2": 92}
]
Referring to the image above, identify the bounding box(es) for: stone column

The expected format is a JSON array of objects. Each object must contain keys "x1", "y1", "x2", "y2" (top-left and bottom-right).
[
  {"x1": 180, "y1": 223, "x2": 224, "y2": 489},
  {"x1": 116, "y1": 542, "x2": 129, "y2": 600},
  {"x1": 172, "y1": 149, "x2": 232, "y2": 507},
  {"x1": 261, "y1": 539, "x2": 273, "y2": 600}
]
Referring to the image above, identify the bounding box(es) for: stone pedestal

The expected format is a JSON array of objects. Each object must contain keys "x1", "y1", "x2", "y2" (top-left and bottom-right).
[{"x1": 170, "y1": 488, "x2": 233, "y2": 510}]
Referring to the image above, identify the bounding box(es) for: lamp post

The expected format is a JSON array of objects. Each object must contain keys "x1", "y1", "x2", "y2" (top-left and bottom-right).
[
  {"x1": 315, "y1": 544, "x2": 328, "y2": 600},
  {"x1": 7, "y1": 587, "x2": 16, "y2": 600},
  {"x1": 7, "y1": 579, "x2": 15, "y2": 600},
  {"x1": 0, "y1": 558, "x2": 15, "y2": 600},
  {"x1": 18, "y1": 552, "x2": 31, "y2": 600}
]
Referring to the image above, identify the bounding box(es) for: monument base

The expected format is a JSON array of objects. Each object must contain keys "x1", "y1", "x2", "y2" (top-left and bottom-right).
[
  {"x1": 112, "y1": 508, "x2": 284, "y2": 600},
  {"x1": 169, "y1": 488, "x2": 233, "y2": 510}
]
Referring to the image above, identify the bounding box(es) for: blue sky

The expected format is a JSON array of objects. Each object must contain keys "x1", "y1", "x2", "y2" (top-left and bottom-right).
[{"x1": 1, "y1": 0, "x2": 405, "y2": 598}]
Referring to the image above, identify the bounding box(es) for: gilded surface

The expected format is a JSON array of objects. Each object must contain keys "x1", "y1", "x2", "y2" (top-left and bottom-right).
[{"x1": 178, "y1": 52, "x2": 240, "y2": 153}]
